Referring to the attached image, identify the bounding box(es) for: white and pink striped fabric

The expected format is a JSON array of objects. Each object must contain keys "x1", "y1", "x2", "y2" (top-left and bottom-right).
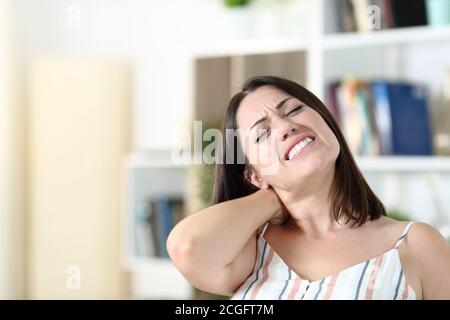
[{"x1": 231, "y1": 221, "x2": 416, "y2": 300}]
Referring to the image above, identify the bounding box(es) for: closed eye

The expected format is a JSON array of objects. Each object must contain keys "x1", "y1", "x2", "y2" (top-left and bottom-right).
[
  {"x1": 284, "y1": 105, "x2": 303, "y2": 118},
  {"x1": 255, "y1": 128, "x2": 270, "y2": 143}
]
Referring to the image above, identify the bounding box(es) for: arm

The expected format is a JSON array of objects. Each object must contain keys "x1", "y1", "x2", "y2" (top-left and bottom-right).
[
  {"x1": 408, "y1": 222, "x2": 450, "y2": 299},
  {"x1": 166, "y1": 188, "x2": 284, "y2": 296}
]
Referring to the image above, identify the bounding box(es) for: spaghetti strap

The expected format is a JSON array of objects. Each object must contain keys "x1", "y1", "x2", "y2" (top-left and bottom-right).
[
  {"x1": 258, "y1": 222, "x2": 270, "y2": 238},
  {"x1": 394, "y1": 221, "x2": 415, "y2": 249}
]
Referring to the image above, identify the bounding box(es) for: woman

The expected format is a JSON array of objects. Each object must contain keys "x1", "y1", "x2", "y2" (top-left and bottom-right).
[{"x1": 167, "y1": 76, "x2": 450, "y2": 300}]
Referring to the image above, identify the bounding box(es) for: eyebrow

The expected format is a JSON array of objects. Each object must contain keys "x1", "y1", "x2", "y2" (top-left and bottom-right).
[{"x1": 250, "y1": 97, "x2": 294, "y2": 130}]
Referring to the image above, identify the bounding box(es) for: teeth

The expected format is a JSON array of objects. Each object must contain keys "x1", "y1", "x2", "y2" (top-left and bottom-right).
[{"x1": 288, "y1": 137, "x2": 313, "y2": 160}]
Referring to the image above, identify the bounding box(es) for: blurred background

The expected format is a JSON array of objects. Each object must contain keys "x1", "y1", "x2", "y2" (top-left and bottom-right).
[{"x1": 1, "y1": 0, "x2": 450, "y2": 300}]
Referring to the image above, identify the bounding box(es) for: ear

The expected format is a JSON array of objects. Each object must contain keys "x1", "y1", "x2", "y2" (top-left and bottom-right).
[{"x1": 244, "y1": 166, "x2": 269, "y2": 190}]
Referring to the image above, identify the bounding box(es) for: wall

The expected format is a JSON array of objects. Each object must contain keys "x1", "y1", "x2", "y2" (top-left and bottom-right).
[
  {"x1": 14, "y1": 0, "x2": 232, "y2": 151},
  {"x1": 27, "y1": 57, "x2": 131, "y2": 299},
  {"x1": 0, "y1": 0, "x2": 25, "y2": 299}
]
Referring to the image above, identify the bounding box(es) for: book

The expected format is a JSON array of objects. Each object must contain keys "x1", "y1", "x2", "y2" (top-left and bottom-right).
[
  {"x1": 327, "y1": 81, "x2": 342, "y2": 123},
  {"x1": 334, "y1": 79, "x2": 381, "y2": 155},
  {"x1": 145, "y1": 201, "x2": 161, "y2": 257},
  {"x1": 329, "y1": 78, "x2": 434, "y2": 156},
  {"x1": 134, "y1": 201, "x2": 155, "y2": 257},
  {"x1": 372, "y1": 81, "x2": 433, "y2": 155},
  {"x1": 369, "y1": 0, "x2": 395, "y2": 29},
  {"x1": 339, "y1": 0, "x2": 427, "y2": 32},
  {"x1": 336, "y1": 79, "x2": 364, "y2": 154},
  {"x1": 134, "y1": 196, "x2": 186, "y2": 258},
  {"x1": 339, "y1": 0, "x2": 357, "y2": 32},
  {"x1": 171, "y1": 198, "x2": 185, "y2": 226},
  {"x1": 355, "y1": 82, "x2": 380, "y2": 155},
  {"x1": 353, "y1": 0, "x2": 372, "y2": 32},
  {"x1": 152, "y1": 197, "x2": 173, "y2": 258},
  {"x1": 390, "y1": 0, "x2": 428, "y2": 28}
]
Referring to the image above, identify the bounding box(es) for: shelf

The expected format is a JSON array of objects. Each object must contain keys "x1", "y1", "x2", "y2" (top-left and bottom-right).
[
  {"x1": 127, "y1": 152, "x2": 450, "y2": 172},
  {"x1": 124, "y1": 257, "x2": 192, "y2": 299},
  {"x1": 125, "y1": 151, "x2": 188, "y2": 169},
  {"x1": 356, "y1": 156, "x2": 450, "y2": 172},
  {"x1": 189, "y1": 36, "x2": 309, "y2": 58},
  {"x1": 188, "y1": 25, "x2": 450, "y2": 59},
  {"x1": 323, "y1": 25, "x2": 450, "y2": 50}
]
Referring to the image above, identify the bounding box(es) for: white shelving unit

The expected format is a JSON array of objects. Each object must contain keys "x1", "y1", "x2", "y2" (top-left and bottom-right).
[
  {"x1": 185, "y1": 21, "x2": 450, "y2": 102},
  {"x1": 356, "y1": 156, "x2": 450, "y2": 172},
  {"x1": 323, "y1": 24, "x2": 450, "y2": 50},
  {"x1": 124, "y1": 0, "x2": 450, "y2": 299},
  {"x1": 189, "y1": 36, "x2": 310, "y2": 58},
  {"x1": 122, "y1": 152, "x2": 192, "y2": 299}
]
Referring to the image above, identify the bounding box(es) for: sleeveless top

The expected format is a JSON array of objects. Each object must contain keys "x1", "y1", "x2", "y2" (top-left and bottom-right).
[{"x1": 231, "y1": 221, "x2": 417, "y2": 300}]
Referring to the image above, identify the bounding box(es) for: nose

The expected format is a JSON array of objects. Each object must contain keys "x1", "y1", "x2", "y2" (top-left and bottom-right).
[{"x1": 277, "y1": 119, "x2": 297, "y2": 141}]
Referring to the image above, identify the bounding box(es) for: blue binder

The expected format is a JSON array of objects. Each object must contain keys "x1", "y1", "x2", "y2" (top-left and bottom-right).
[
  {"x1": 154, "y1": 197, "x2": 174, "y2": 258},
  {"x1": 372, "y1": 81, "x2": 433, "y2": 155}
]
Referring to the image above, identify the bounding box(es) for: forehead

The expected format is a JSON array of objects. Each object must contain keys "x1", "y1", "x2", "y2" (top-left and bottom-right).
[{"x1": 236, "y1": 85, "x2": 292, "y2": 129}]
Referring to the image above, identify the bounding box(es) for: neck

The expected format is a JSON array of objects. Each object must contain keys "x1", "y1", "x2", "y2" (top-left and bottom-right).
[{"x1": 276, "y1": 164, "x2": 349, "y2": 238}]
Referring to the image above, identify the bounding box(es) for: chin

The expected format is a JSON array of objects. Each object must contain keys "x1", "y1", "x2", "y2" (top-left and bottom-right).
[{"x1": 292, "y1": 153, "x2": 331, "y2": 176}]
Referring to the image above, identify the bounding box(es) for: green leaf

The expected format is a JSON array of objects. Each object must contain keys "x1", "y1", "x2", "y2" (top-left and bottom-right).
[
  {"x1": 387, "y1": 209, "x2": 411, "y2": 222},
  {"x1": 224, "y1": 0, "x2": 251, "y2": 8}
]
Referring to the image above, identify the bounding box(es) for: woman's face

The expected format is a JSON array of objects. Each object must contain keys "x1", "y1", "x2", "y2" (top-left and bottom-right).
[{"x1": 236, "y1": 85, "x2": 340, "y2": 192}]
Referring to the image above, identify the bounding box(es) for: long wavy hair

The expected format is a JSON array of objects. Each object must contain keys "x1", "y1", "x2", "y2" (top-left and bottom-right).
[{"x1": 211, "y1": 76, "x2": 386, "y2": 227}]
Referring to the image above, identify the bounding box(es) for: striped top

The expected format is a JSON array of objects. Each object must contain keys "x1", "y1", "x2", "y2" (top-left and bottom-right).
[{"x1": 231, "y1": 221, "x2": 417, "y2": 300}]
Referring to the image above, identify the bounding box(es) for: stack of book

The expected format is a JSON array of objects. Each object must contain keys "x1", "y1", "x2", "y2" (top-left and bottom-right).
[
  {"x1": 337, "y1": 0, "x2": 428, "y2": 32},
  {"x1": 327, "y1": 79, "x2": 434, "y2": 155},
  {"x1": 134, "y1": 197, "x2": 185, "y2": 258}
]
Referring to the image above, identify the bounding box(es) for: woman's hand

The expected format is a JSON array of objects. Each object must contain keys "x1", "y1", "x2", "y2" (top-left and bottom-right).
[{"x1": 266, "y1": 187, "x2": 290, "y2": 225}]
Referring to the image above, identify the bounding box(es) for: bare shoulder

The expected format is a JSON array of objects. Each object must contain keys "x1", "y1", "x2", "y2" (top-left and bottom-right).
[
  {"x1": 363, "y1": 216, "x2": 438, "y2": 250},
  {"x1": 378, "y1": 217, "x2": 448, "y2": 250},
  {"x1": 365, "y1": 216, "x2": 412, "y2": 238},
  {"x1": 402, "y1": 221, "x2": 450, "y2": 299},
  {"x1": 405, "y1": 221, "x2": 450, "y2": 256}
]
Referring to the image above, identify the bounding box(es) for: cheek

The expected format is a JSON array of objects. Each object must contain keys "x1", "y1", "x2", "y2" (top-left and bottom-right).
[
  {"x1": 247, "y1": 142, "x2": 277, "y2": 167},
  {"x1": 322, "y1": 127, "x2": 341, "y2": 159},
  {"x1": 315, "y1": 116, "x2": 337, "y2": 147},
  {"x1": 326, "y1": 126, "x2": 340, "y2": 150},
  {"x1": 245, "y1": 130, "x2": 281, "y2": 163},
  {"x1": 332, "y1": 135, "x2": 341, "y2": 155}
]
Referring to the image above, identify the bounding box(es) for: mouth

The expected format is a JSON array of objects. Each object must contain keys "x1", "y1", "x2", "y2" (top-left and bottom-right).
[{"x1": 284, "y1": 133, "x2": 316, "y2": 161}]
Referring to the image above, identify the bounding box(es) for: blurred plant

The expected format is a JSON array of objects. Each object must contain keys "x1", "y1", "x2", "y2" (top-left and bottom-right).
[
  {"x1": 197, "y1": 164, "x2": 215, "y2": 208},
  {"x1": 197, "y1": 120, "x2": 221, "y2": 208},
  {"x1": 387, "y1": 209, "x2": 411, "y2": 222},
  {"x1": 192, "y1": 120, "x2": 230, "y2": 300},
  {"x1": 224, "y1": 0, "x2": 251, "y2": 7}
]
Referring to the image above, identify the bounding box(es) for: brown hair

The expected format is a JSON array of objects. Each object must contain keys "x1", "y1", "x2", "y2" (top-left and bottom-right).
[{"x1": 212, "y1": 76, "x2": 386, "y2": 227}]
